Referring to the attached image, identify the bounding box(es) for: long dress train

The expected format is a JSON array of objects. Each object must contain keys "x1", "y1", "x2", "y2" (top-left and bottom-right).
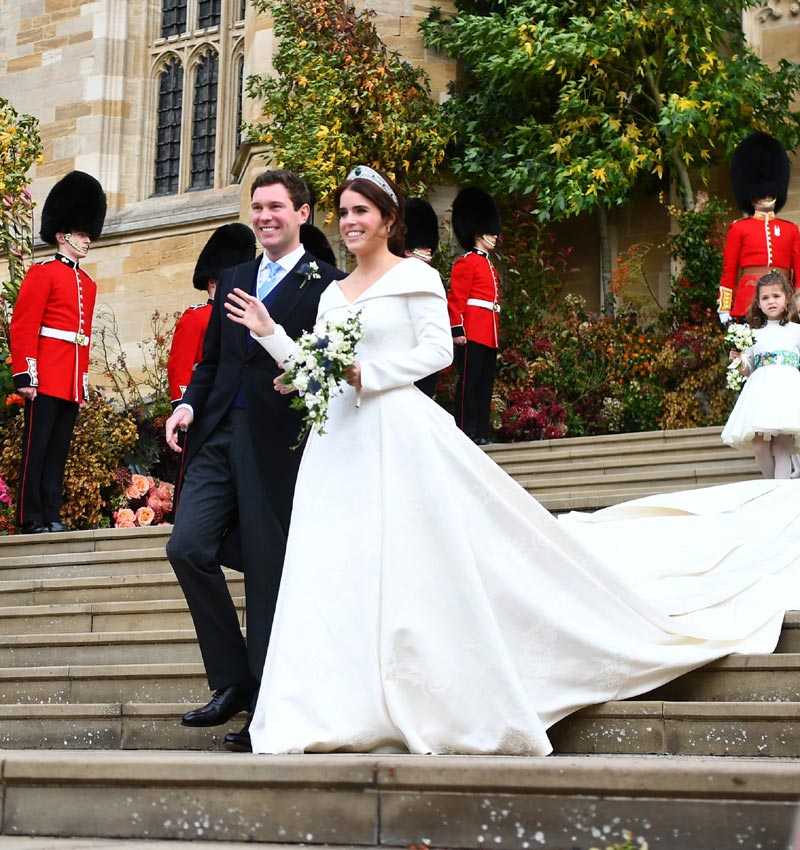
[{"x1": 248, "y1": 258, "x2": 800, "y2": 756}]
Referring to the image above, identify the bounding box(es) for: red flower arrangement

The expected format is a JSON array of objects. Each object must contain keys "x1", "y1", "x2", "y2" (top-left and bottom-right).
[{"x1": 500, "y1": 387, "x2": 568, "y2": 442}]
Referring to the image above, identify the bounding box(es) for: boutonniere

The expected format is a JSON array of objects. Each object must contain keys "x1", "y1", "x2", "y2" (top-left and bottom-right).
[{"x1": 298, "y1": 260, "x2": 321, "y2": 289}]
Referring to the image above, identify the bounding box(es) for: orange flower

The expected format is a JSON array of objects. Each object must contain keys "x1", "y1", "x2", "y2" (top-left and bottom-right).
[
  {"x1": 114, "y1": 508, "x2": 135, "y2": 527},
  {"x1": 5, "y1": 393, "x2": 24, "y2": 406},
  {"x1": 135, "y1": 506, "x2": 155, "y2": 527},
  {"x1": 131, "y1": 474, "x2": 149, "y2": 496}
]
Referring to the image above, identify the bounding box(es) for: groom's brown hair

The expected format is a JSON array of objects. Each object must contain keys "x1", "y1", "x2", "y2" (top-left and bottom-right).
[{"x1": 250, "y1": 170, "x2": 311, "y2": 211}]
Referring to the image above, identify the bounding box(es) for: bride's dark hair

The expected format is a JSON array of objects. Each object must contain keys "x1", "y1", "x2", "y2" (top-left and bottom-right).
[{"x1": 335, "y1": 169, "x2": 406, "y2": 256}]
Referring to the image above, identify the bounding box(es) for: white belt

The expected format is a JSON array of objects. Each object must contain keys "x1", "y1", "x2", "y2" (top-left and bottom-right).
[
  {"x1": 40, "y1": 326, "x2": 90, "y2": 347},
  {"x1": 467, "y1": 298, "x2": 501, "y2": 313}
]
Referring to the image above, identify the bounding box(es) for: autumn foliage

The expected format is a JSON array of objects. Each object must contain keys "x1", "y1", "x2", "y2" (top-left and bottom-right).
[{"x1": 246, "y1": 0, "x2": 450, "y2": 210}]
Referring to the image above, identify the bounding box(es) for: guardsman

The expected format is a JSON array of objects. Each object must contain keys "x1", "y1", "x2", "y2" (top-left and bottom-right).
[
  {"x1": 404, "y1": 197, "x2": 442, "y2": 397},
  {"x1": 11, "y1": 171, "x2": 106, "y2": 533},
  {"x1": 299, "y1": 222, "x2": 337, "y2": 267},
  {"x1": 447, "y1": 187, "x2": 502, "y2": 444},
  {"x1": 718, "y1": 132, "x2": 800, "y2": 322},
  {"x1": 167, "y1": 223, "x2": 256, "y2": 408}
]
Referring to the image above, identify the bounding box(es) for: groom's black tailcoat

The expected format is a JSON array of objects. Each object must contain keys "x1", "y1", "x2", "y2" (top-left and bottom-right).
[{"x1": 166, "y1": 252, "x2": 346, "y2": 693}]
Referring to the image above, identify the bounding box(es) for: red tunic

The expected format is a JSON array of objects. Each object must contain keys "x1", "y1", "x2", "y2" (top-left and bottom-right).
[
  {"x1": 447, "y1": 250, "x2": 500, "y2": 349},
  {"x1": 167, "y1": 301, "x2": 212, "y2": 404},
  {"x1": 718, "y1": 214, "x2": 800, "y2": 316},
  {"x1": 10, "y1": 254, "x2": 96, "y2": 403}
]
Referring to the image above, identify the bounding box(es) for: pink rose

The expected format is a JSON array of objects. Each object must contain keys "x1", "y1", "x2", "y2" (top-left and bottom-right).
[
  {"x1": 135, "y1": 506, "x2": 155, "y2": 527},
  {"x1": 124, "y1": 484, "x2": 140, "y2": 500},
  {"x1": 114, "y1": 508, "x2": 136, "y2": 528},
  {"x1": 147, "y1": 494, "x2": 163, "y2": 510},
  {"x1": 161, "y1": 499, "x2": 173, "y2": 513},
  {"x1": 156, "y1": 482, "x2": 174, "y2": 500},
  {"x1": 131, "y1": 474, "x2": 150, "y2": 496}
]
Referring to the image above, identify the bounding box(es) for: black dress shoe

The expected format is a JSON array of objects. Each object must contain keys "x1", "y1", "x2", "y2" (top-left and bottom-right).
[
  {"x1": 20, "y1": 521, "x2": 50, "y2": 534},
  {"x1": 223, "y1": 717, "x2": 252, "y2": 753},
  {"x1": 181, "y1": 684, "x2": 254, "y2": 727},
  {"x1": 47, "y1": 521, "x2": 68, "y2": 533}
]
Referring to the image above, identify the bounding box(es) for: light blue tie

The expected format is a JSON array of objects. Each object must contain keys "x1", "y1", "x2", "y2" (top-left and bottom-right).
[{"x1": 257, "y1": 260, "x2": 282, "y2": 302}]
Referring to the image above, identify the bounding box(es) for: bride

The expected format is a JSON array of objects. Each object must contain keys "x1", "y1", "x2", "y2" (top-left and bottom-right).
[{"x1": 225, "y1": 166, "x2": 800, "y2": 756}]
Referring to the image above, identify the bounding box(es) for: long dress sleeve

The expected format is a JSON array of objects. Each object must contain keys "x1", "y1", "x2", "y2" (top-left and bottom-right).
[
  {"x1": 359, "y1": 290, "x2": 453, "y2": 392},
  {"x1": 251, "y1": 324, "x2": 298, "y2": 367},
  {"x1": 253, "y1": 261, "x2": 454, "y2": 393}
]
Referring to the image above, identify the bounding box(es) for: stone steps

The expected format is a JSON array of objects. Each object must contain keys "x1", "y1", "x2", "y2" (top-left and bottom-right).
[
  {"x1": 0, "y1": 427, "x2": 793, "y2": 850},
  {"x1": 0, "y1": 632, "x2": 203, "y2": 667},
  {"x1": 485, "y1": 425, "x2": 760, "y2": 510},
  {"x1": 0, "y1": 549, "x2": 172, "y2": 582},
  {"x1": 0, "y1": 663, "x2": 206, "y2": 704},
  {"x1": 0, "y1": 597, "x2": 244, "y2": 636},
  {"x1": 0, "y1": 572, "x2": 243, "y2": 606},
  {"x1": 0, "y1": 841, "x2": 326, "y2": 850},
  {"x1": 0, "y1": 750, "x2": 798, "y2": 850},
  {"x1": 2, "y1": 698, "x2": 800, "y2": 757}
]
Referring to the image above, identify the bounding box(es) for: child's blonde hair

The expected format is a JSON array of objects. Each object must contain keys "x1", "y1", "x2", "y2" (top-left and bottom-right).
[{"x1": 746, "y1": 271, "x2": 799, "y2": 328}]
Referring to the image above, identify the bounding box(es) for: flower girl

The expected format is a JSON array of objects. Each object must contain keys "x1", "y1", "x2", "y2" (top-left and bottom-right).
[{"x1": 721, "y1": 270, "x2": 800, "y2": 478}]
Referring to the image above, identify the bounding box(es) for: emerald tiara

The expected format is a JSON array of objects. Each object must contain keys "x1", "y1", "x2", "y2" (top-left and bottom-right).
[{"x1": 347, "y1": 165, "x2": 398, "y2": 205}]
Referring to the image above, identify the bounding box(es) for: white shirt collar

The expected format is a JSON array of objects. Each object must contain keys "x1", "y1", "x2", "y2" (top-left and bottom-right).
[{"x1": 259, "y1": 243, "x2": 306, "y2": 275}]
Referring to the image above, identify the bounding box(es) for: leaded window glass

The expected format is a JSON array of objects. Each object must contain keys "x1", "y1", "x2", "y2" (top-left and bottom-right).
[
  {"x1": 198, "y1": 0, "x2": 222, "y2": 29},
  {"x1": 234, "y1": 56, "x2": 244, "y2": 154},
  {"x1": 190, "y1": 52, "x2": 218, "y2": 189},
  {"x1": 161, "y1": 0, "x2": 187, "y2": 37},
  {"x1": 154, "y1": 60, "x2": 184, "y2": 195}
]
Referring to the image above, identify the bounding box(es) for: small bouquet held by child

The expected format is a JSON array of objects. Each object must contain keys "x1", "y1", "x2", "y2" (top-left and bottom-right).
[
  {"x1": 280, "y1": 310, "x2": 364, "y2": 443},
  {"x1": 724, "y1": 322, "x2": 755, "y2": 392}
]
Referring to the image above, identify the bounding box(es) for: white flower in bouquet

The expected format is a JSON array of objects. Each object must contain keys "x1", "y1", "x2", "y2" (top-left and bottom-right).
[
  {"x1": 280, "y1": 310, "x2": 364, "y2": 445},
  {"x1": 723, "y1": 322, "x2": 753, "y2": 393},
  {"x1": 725, "y1": 360, "x2": 747, "y2": 392},
  {"x1": 724, "y1": 322, "x2": 755, "y2": 352}
]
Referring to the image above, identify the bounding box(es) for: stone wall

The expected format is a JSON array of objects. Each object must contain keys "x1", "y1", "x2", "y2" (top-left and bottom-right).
[{"x1": 0, "y1": 1, "x2": 797, "y2": 388}]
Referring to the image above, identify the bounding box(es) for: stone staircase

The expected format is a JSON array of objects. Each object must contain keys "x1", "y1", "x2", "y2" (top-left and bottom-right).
[
  {"x1": 486, "y1": 424, "x2": 759, "y2": 511},
  {"x1": 0, "y1": 428, "x2": 798, "y2": 850}
]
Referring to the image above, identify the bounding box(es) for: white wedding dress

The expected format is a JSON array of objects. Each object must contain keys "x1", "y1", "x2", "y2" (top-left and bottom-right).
[{"x1": 248, "y1": 257, "x2": 800, "y2": 756}]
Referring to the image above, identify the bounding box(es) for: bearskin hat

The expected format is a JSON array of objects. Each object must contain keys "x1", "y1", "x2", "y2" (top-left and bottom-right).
[
  {"x1": 731, "y1": 132, "x2": 791, "y2": 215},
  {"x1": 300, "y1": 223, "x2": 336, "y2": 267},
  {"x1": 452, "y1": 187, "x2": 501, "y2": 252},
  {"x1": 404, "y1": 198, "x2": 439, "y2": 255},
  {"x1": 192, "y1": 223, "x2": 256, "y2": 290},
  {"x1": 39, "y1": 171, "x2": 107, "y2": 245}
]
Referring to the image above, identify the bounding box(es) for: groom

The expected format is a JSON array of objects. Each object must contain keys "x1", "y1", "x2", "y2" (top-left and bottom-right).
[{"x1": 165, "y1": 170, "x2": 345, "y2": 751}]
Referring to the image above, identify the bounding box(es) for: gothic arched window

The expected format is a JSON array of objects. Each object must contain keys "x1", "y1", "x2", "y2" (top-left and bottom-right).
[
  {"x1": 150, "y1": 1, "x2": 245, "y2": 197},
  {"x1": 191, "y1": 51, "x2": 219, "y2": 190},
  {"x1": 154, "y1": 59, "x2": 184, "y2": 195}
]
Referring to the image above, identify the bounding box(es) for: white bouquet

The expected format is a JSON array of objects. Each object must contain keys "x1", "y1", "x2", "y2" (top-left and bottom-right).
[
  {"x1": 723, "y1": 322, "x2": 754, "y2": 392},
  {"x1": 280, "y1": 310, "x2": 364, "y2": 444}
]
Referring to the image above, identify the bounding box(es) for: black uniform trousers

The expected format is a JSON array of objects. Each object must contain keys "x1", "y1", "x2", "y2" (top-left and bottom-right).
[
  {"x1": 454, "y1": 340, "x2": 497, "y2": 441},
  {"x1": 166, "y1": 408, "x2": 286, "y2": 698},
  {"x1": 17, "y1": 393, "x2": 79, "y2": 526}
]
